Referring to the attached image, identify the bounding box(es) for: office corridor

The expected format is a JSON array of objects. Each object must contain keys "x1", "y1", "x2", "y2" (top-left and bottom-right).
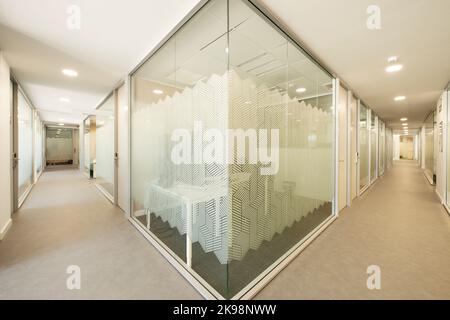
[
  {"x1": 0, "y1": 168, "x2": 201, "y2": 299},
  {"x1": 1, "y1": 162, "x2": 450, "y2": 299},
  {"x1": 256, "y1": 160, "x2": 450, "y2": 299}
]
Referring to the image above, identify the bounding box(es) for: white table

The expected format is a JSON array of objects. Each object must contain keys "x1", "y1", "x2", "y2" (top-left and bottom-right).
[{"x1": 145, "y1": 181, "x2": 227, "y2": 267}]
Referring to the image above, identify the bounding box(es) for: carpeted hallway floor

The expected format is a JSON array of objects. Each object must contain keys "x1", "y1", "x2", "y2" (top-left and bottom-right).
[
  {"x1": 256, "y1": 161, "x2": 450, "y2": 299},
  {"x1": 0, "y1": 168, "x2": 201, "y2": 299}
]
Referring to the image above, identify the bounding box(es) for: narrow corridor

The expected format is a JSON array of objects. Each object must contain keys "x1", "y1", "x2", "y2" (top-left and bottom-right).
[{"x1": 256, "y1": 160, "x2": 450, "y2": 299}]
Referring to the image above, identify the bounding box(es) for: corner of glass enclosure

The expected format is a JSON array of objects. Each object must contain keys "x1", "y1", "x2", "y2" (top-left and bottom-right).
[{"x1": 129, "y1": 0, "x2": 336, "y2": 299}]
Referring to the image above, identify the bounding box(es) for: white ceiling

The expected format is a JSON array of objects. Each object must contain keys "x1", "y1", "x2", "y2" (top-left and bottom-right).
[
  {"x1": 258, "y1": 0, "x2": 450, "y2": 130},
  {"x1": 0, "y1": 0, "x2": 449, "y2": 129},
  {"x1": 0, "y1": 0, "x2": 200, "y2": 124}
]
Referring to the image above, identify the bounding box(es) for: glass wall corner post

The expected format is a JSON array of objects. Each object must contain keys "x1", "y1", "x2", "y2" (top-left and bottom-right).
[{"x1": 359, "y1": 102, "x2": 370, "y2": 193}]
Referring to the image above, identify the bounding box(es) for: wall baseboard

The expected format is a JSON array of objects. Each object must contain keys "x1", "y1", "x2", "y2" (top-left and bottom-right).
[{"x1": 0, "y1": 218, "x2": 12, "y2": 241}]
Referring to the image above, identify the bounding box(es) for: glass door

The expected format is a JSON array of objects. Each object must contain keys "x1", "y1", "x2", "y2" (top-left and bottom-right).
[
  {"x1": 359, "y1": 103, "x2": 370, "y2": 191},
  {"x1": 370, "y1": 111, "x2": 377, "y2": 183},
  {"x1": 17, "y1": 90, "x2": 33, "y2": 205},
  {"x1": 95, "y1": 94, "x2": 115, "y2": 201}
]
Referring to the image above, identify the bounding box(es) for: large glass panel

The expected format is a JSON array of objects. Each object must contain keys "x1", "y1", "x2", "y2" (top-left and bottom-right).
[
  {"x1": 359, "y1": 103, "x2": 369, "y2": 190},
  {"x1": 386, "y1": 127, "x2": 393, "y2": 170},
  {"x1": 130, "y1": 0, "x2": 335, "y2": 299},
  {"x1": 84, "y1": 118, "x2": 90, "y2": 175},
  {"x1": 18, "y1": 91, "x2": 33, "y2": 200},
  {"x1": 424, "y1": 111, "x2": 435, "y2": 183},
  {"x1": 378, "y1": 120, "x2": 385, "y2": 175},
  {"x1": 34, "y1": 115, "x2": 43, "y2": 175},
  {"x1": 46, "y1": 127, "x2": 73, "y2": 165},
  {"x1": 370, "y1": 111, "x2": 377, "y2": 182},
  {"x1": 95, "y1": 95, "x2": 115, "y2": 198},
  {"x1": 227, "y1": 0, "x2": 334, "y2": 297},
  {"x1": 447, "y1": 90, "x2": 450, "y2": 203}
]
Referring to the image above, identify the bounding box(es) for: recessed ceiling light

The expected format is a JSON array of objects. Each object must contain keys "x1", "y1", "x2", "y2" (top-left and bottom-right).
[
  {"x1": 386, "y1": 64, "x2": 403, "y2": 73},
  {"x1": 387, "y1": 56, "x2": 398, "y2": 63},
  {"x1": 296, "y1": 87, "x2": 306, "y2": 93},
  {"x1": 394, "y1": 96, "x2": 406, "y2": 101},
  {"x1": 58, "y1": 123, "x2": 64, "y2": 126},
  {"x1": 62, "y1": 69, "x2": 78, "y2": 77},
  {"x1": 400, "y1": 117, "x2": 408, "y2": 121},
  {"x1": 402, "y1": 123, "x2": 408, "y2": 126},
  {"x1": 244, "y1": 101, "x2": 252, "y2": 104},
  {"x1": 60, "y1": 97, "x2": 70, "y2": 103},
  {"x1": 153, "y1": 89, "x2": 163, "y2": 95}
]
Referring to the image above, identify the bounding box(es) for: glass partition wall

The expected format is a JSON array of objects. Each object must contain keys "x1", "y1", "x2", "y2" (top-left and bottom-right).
[
  {"x1": 83, "y1": 118, "x2": 91, "y2": 175},
  {"x1": 45, "y1": 127, "x2": 74, "y2": 165},
  {"x1": 34, "y1": 114, "x2": 43, "y2": 177},
  {"x1": 359, "y1": 103, "x2": 382, "y2": 192},
  {"x1": 446, "y1": 89, "x2": 450, "y2": 207},
  {"x1": 424, "y1": 111, "x2": 435, "y2": 184},
  {"x1": 378, "y1": 120, "x2": 385, "y2": 176},
  {"x1": 95, "y1": 95, "x2": 115, "y2": 200},
  {"x1": 370, "y1": 111, "x2": 378, "y2": 182},
  {"x1": 18, "y1": 90, "x2": 34, "y2": 202},
  {"x1": 359, "y1": 103, "x2": 370, "y2": 191},
  {"x1": 130, "y1": 0, "x2": 336, "y2": 299},
  {"x1": 386, "y1": 127, "x2": 393, "y2": 170}
]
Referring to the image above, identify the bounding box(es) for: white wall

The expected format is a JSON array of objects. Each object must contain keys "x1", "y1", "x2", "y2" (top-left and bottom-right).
[{"x1": 0, "y1": 53, "x2": 12, "y2": 239}]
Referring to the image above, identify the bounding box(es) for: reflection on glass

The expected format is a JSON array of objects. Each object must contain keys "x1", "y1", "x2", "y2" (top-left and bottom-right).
[
  {"x1": 95, "y1": 95, "x2": 115, "y2": 198},
  {"x1": 370, "y1": 112, "x2": 377, "y2": 181},
  {"x1": 359, "y1": 103, "x2": 369, "y2": 190},
  {"x1": 130, "y1": 0, "x2": 335, "y2": 299},
  {"x1": 378, "y1": 121, "x2": 385, "y2": 175},
  {"x1": 84, "y1": 118, "x2": 90, "y2": 175},
  {"x1": 18, "y1": 91, "x2": 33, "y2": 200}
]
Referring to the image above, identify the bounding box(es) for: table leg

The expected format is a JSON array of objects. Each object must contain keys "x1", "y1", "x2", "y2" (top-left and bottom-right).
[{"x1": 186, "y1": 202, "x2": 192, "y2": 268}]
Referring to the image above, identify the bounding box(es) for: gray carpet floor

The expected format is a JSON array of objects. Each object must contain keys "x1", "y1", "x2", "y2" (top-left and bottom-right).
[{"x1": 0, "y1": 167, "x2": 201, "y2": 299}]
